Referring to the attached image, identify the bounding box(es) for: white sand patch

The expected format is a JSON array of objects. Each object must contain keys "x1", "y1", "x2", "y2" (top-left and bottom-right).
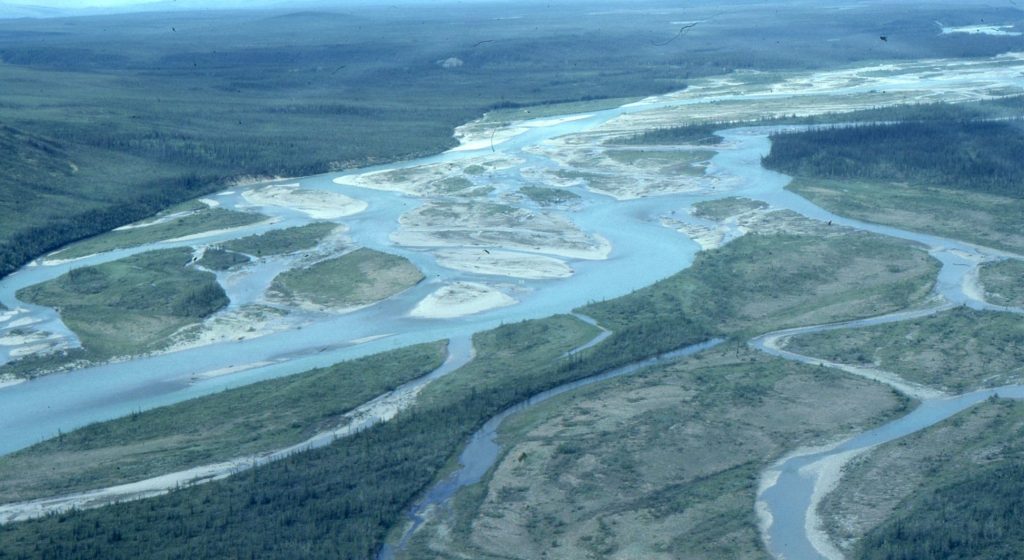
[
  {"x1": 10, "y1": 344, "x2": 51, "y2": 358},
  {"x1": 410, "y1": 282, "x2": 517, "y2": 319},
  {"x1": 198, "y1": 198, "x2": 220, "y2": 208},
  {"x1": 167, "y1": 305, "x2": 292, "y2": 352},
  {"x1": 800, "y1": 448, "x2": 871, "y2": 560},
  {"x1": 661, "y1": 218, "x2": 729, "y2": 250},
  {"x1": 962, "y1": 264, "x2": 988, "y2": 304},
  {"x1": 113, "y1": 211, "x2": 193, "y2": 231},
  {"x1": 434, "y1": 249, "x2": 573, "y2": 279},
  {"x1": 941, "y1": 24, "x2": 1021, "y2": 36},
  {"x1": 191, "y1": 361, "x2": 276, "y2": 382},
  {"x1": 392, "y1": 201, "x2": 612, "y2": 260},
  {"x1": 0, "y1": 375, "x2": 25, "y2": 390},
  {"x1": 242, "y1": 185, "x2": 367, "y2": 219},
  {"x1": 160, "y1": 217, "x2": 279, "y2": 244},
  {"x1": 217, "y1": 190, "x2": 236, "y2": 196},
  {"x1": 349, "y1": 334, "x2": 394, "y2": 345},
  {"x1": 337, "y1": 154, "x2": 521, "y2": 196},
  {"x1": 451, "y1": 125, "x2": 529, "y2": 152},
  {"x1": 0, "y1": 333, "x2": 43, "y2": 346},
  {"x1": 6, "y1": 317, "x2": 41, "y2": 329},
  {"x1": 755, "y1": 468, "x2": 783, "y2": 549},
  {"x1": 522, "y1": 114, "x2": 593, "y2": 128}
]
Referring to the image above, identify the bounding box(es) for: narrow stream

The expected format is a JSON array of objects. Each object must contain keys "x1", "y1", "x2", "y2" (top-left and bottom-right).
[{"x1": 380, "y1": 337, "x2": 725, "y2": 559}]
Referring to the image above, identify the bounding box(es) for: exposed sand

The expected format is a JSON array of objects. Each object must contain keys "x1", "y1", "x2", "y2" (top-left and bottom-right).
[
  {"x1": 242, "y1": 185, "x2": 367, "y2": 219},
  {"x1": 5, "y1": 317, "x2": 41, "y2": 329},
  {"x1": 409, "y1": 282, "x2": 517, "y2": 319},
  {"x1": 392, "y1": 201, "x2": 612, "y2": 261},
  {"x1": 522, "y1": 114, "x2": 593, "y2": 128},
  {"x1": 755, "y1": 468, "x2": 782, "y2": 550},
  {"x1": 800, "y1": 448, "x2": 872, "y2": 560},
  {"x1": 451, "y1": 112, "x2": 594, "y2": 153},
  {"x1": 160, "y1": 216, "x2": 280, "y2": 244},
  {"x1": 451, "y1": 124, "x2": 529, "y2": 152},
  {"x1": 941, "y1": 24, "x2": 1022, "y2": 36},
  {"x1": 433, "y1": 249, "x2": 573, "y2": 279},
  {"x1": 190, "y1": 360, "x2": 277, "y2": 382},
  {"x1": 661, "y1": 218, "x2": 729, "y2": 251},
  {"x1": 336, "y1": 154, "x2": 521, "y2": 197},
  {"x1": 0, "y1": 375, "x2": 25, "y2": 390},
  {"x1": 167, "y1": 305, "x2": 293, "y2": 353}
]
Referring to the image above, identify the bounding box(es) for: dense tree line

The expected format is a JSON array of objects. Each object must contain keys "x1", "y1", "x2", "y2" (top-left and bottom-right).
[
  {"x1": 610, "y1": 123, "x2": 724, "y2": 146},
  {"x1": 856, "y1": 461, "x2": 1024, "y2": 560},
  {"x1": 762, "y1": 120, "x2": 1024, "y2": 197}
]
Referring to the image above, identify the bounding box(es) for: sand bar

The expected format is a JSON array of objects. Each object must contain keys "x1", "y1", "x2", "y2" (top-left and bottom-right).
[
  {"x1": 242, "y1": 186, "x2": 367, "y2": 219},
  {"x1": 410, "y1": 282, "x2": 517, "y2": 319}
]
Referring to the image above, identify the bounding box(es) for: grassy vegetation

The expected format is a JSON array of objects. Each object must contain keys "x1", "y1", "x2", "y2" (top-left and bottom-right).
[
  {"x1": 784, "y1": 308, "x2": 1024, "y2": 391},
  {"x1": 979, "y1": 259, "x2": 1024, "y2": 307},
  {"x1": 15, "y1": 248, "x2": 226, "y2": 360},
  {"x1": 268, "y1": 248, "x2": 422, "y2": 310},
  {"x1": 581, "y1": 226, "x2": 939, "y2": 341},
  {"x1": 817, "y1": 399, "x2": 1024, "y2": 559},
  {"x1": 402, "y1": 345, "x2": 910, "y2": 559},
  {"x1": 220, "y1": 222, "x2": 338, "y2": 257},
  {"x1": 196, "y1": 247, "x2": 250, "y2": 271},
  {"x1": 0, "y1": 342, "x2": 446, "y2": 504},
  {"x1": 788, "y1": 177, "x2": 1024, "y2": 253},
  {"x1": 518, "y1": 186, "x2": 580, "y2": 206},
  {"x1": 50, "y1": 207, "x2": 265, "y2": 260},
  {"x1": 692, "y1": 197, "x2": 769, "y2": 221}
]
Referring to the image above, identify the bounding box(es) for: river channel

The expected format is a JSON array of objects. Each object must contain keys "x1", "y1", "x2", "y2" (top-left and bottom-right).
[{"x1": 1, "y1": 55, "x2": 1023, "y2": 559}]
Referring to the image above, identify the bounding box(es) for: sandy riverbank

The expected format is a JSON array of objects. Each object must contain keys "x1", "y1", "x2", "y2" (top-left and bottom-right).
[
  {"x1": 409, "y1": 282, "x2": 517, "y2": 319},
  {"x1": 242, "y1": 185, "x2": 367, "y2": 219},
  {"x1": 434, "y1": 249, "x2": 573, "y2": 279},
  {"x1": 801, "y1": 448, "x2": 872, "y2": 560}
]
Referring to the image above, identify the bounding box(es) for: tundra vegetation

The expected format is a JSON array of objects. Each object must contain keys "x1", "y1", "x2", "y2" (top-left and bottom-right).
[
  {"x1": 979, "y1": 259, "x2": 1024, "y2": 308},
  {"x1": 15, "y1": 248, "x2": 227, "y2": 360},
  {"x1": 784, "y1": 308, "x2": 1024, "y2": 391},
  {"x1": 219, "y1": 222, "x2": 339, "y2": 258},
  {"x1": 267, "y1": 248, "x2": 423, "y2": 310}
]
